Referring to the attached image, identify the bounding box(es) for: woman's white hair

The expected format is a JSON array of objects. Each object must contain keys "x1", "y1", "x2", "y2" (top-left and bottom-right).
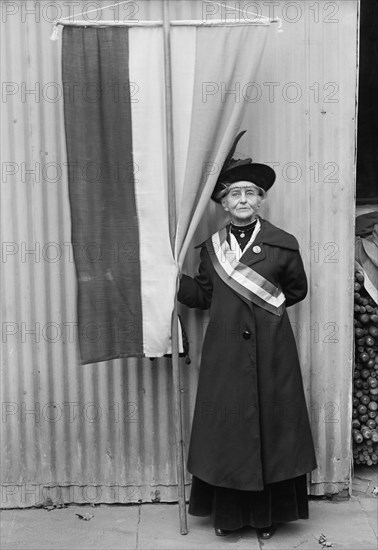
[{"x1": 216, "y1": 182, "x2": 267, "y2": 201}]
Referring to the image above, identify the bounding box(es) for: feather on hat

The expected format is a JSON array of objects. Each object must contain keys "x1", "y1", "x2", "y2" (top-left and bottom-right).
[{"x1": 211, "y1": 130, "x2": 276, "y2": 203}]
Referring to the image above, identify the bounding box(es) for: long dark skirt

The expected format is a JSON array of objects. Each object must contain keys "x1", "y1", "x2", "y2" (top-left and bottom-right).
[{"x1": 189, "y1": 474, "x2": 309, "y2": 530}]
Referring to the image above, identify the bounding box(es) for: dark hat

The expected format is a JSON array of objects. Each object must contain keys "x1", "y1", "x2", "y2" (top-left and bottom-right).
[{"x1": 211, "y1": 130, "x2": 276, "y2": 203}]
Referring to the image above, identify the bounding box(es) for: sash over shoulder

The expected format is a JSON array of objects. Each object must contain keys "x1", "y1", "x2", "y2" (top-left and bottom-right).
[{"x1": 205, "y1": 226, "x2": 286, "y2": 316}]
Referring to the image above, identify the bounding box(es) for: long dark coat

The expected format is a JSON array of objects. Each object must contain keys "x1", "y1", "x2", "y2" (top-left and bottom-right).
[{"x1": 178, "y1": 218, "x2": 317, "y2": 492}]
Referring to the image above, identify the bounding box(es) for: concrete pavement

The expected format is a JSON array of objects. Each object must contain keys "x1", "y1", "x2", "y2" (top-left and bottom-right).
[{"x1": 1, "y1": 467, "x2": 377, "y2": 550}]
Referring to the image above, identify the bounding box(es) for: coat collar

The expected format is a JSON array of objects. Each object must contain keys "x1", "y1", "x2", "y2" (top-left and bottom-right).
[
  {"x1": 197, "y1": 218, "x2": 299, "y2": 252},
  {"x1": 215, "y1": 218, "x2": 299, "y2": 267},
  {"x1": 218, "y1": 218, "x2": 299, "y2": 249}
]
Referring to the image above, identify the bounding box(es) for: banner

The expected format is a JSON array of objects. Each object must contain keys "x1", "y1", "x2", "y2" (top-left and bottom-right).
[{"x1": 62, "y1": 22, "x2": 269, "y2": 364}]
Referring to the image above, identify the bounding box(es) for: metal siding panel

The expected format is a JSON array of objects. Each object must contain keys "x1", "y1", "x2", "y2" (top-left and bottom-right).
[
  {"x1": 237, "y1": 1, "x2": 358, "y2": 494},
  {"x1": 1, "y1": 1, "x2": 191, "y2": 508},
  {"x1": 306, "y1": 1, "x2": 358, "y2": 493},
  {"x1": 1, "y1": 1, "x2": 358, "y2": 507}
]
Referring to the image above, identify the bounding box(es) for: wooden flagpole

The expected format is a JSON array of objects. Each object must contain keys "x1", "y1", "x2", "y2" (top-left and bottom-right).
[{"x1": 163, "y1": 0, "x2": 188, "y2": 535}]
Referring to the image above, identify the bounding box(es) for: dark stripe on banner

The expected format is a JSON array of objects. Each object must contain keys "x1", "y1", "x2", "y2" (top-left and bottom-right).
[
  {"x1": 63, "y1": 27, "x2": 143, "y2": 364},
  {"x1": 205, "y1": 239, "x2": 284, "y2": 316}
]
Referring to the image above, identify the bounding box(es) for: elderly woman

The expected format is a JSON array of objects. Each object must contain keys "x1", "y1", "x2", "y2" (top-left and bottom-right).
[{"x1": 178, "y1": 132, "x2": 317, "y2": 540}]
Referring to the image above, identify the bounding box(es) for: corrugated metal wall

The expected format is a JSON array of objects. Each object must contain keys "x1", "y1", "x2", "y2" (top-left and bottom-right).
[
  {"x1": 239, "y1": 2, "x2": 358, "y2": 495},
  {"x1": 1, "y1": 0, "x2": 358, "y2": 507}
]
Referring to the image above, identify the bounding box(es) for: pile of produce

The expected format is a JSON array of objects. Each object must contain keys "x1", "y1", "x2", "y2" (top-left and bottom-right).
[{"x1": 352, "y1": 268, "x2": 378, "y2": 465}]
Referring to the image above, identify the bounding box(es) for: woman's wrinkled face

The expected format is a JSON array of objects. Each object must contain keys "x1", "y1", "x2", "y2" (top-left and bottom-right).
[{"x1": 221, "y1": 181, "x2": 264, "y2": 225}]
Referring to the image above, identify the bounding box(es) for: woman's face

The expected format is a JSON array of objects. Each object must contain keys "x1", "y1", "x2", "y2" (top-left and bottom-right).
[{"x1": 221, "y1": 181, "x2": 263, "y2": 225}]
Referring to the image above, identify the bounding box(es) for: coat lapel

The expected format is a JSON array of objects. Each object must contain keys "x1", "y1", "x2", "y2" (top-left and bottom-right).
[
  {"x1": 239, "y1": 218, "x2": 299, "y2": 267},
  {"x1": 239, "y1": 219, "x2": 267, "y2": 267},
  {"x1": 239, "y1": 233, "x2": 266, "y2": 267}
]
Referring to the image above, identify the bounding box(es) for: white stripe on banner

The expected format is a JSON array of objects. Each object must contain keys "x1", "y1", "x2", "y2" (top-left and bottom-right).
[
  {"x1": 171, "y1": 26, "x2": 197, "y2": 215},
  {"x1": 129, "y1": 27, "x2": 177, "y2": 357}
]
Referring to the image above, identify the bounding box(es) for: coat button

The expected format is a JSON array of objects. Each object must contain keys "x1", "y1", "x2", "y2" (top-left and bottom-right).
[{"x1": 242, "y1": 330, "x2": 251, "y2": 340}]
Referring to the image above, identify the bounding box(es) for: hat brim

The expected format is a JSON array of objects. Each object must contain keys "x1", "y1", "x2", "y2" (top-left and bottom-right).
[{"x1": 212, "y1": 164, "x2": 276, "y2": 203}]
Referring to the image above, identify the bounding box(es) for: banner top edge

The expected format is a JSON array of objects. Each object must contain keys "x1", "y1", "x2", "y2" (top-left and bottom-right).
[
  {"x1": 56, "y1": 19, "x2": 273, "y2": 28},
  {"x1": 57, "y1": 20, "x2": 164, "y2": 28},
  {"x1": 170, "y1": 19, "x2": 272, "y2": 27}
]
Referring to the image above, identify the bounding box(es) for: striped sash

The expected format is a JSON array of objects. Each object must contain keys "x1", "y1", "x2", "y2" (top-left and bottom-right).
[{"x1": 206, "y1": 228, "x2": 286, "y2": 316}]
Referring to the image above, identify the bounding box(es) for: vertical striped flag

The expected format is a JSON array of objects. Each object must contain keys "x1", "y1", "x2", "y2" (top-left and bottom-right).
[{"x1": 62, "y1": 22, "x2": 269, "y2": 364}]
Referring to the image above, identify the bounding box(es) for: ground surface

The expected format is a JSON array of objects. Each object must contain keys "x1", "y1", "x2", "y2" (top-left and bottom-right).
[{"x1": 1, "y1": 466, "x2": 377, "y2": 550}]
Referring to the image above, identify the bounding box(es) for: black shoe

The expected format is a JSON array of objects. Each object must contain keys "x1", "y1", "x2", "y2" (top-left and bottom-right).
[
  {"x1": 214, "y1": 527, "x2": 231, "y2": 537},
  {"x1": 257, "y1": 524, "x2": 276, "y2": 539}
]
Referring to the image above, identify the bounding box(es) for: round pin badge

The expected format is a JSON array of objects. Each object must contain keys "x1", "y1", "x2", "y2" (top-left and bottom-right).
[{"x1": 252, "y1": 245, "x2": 261, "y2": 254}]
